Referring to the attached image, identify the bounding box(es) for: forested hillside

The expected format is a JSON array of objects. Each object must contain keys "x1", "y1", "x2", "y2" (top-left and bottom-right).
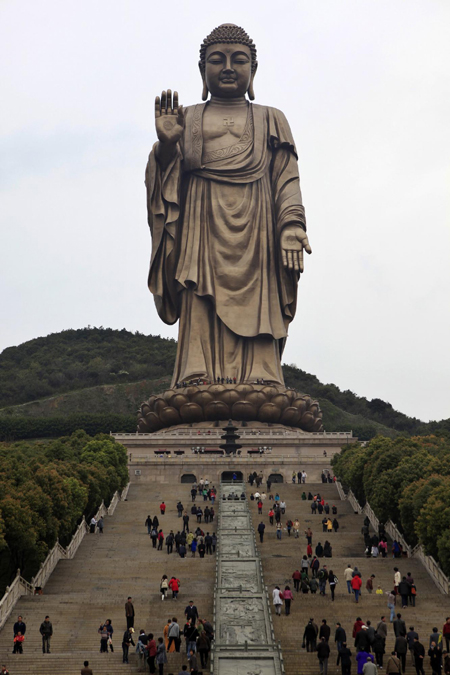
[{"x1": 0, "y1": 328, "x2": 448, "y2": 440}]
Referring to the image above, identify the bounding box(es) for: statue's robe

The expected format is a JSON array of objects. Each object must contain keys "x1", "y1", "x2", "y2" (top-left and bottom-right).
[{"x1": 145, "y1": 102, "x2": 306, "y2": 386}]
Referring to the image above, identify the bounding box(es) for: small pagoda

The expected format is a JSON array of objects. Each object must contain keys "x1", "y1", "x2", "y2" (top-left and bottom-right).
[{"x1": 220, "y1": 419, "x2": 242, "y2": 456}]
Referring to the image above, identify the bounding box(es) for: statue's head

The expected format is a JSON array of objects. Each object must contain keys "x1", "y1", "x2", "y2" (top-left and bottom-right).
[{"x1": 199, "y1": 24, "x2": 258, "y2": 101}]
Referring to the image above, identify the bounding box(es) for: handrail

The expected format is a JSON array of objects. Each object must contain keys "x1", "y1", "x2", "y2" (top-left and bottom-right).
[
  {"x1": 0, "y1": 481, "x2": 130, "y2": 632},
  {"x1": 112, "y1": 430, "x2": 353, "y2": 439},
  {"x1": 347, "y1": 489, "x2": 363, "y2": 514},
  {"x1": 0, "y1": 571, "x2": 34, "y2": 631},
  {"x1": 335, "y1": 481, "x2": 448, "y2": 595},
  {"x1": 128, "y1": 455, "x2": 336, "y2": 462}
]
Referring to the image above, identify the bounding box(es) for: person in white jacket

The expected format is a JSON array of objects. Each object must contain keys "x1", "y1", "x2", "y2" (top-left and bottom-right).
[{"x1": 272, "y1": 586, "x2": 283, "y2": 616}]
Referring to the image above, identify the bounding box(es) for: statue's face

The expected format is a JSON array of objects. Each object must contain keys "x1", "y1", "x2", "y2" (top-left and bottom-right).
[{"x1": 204, "y1": 43, "x2": 253, "y2": 98}]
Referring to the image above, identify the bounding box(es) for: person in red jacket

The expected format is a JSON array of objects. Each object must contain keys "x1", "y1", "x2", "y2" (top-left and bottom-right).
[
  {"x1": 257, "y1": 500, "x2": 263, "y2": 515},
  {"x1": 353, "y1": 617, "x2": 364, "y2": 638},
  {"x1": 169, "y1": 577, "x2": 180, "y2": 600},
  {"x1": 351, "y1": 575, "x2": 363, "y2": 603},
  {"x1": 292, "y1": 570, "x2": 301, "y2": 592},
  {"x1": 443, "y1": 617, "x2": 450, "y2": 652},
  {"x1": 160, "y1": 502, "x2": 166, "y2": 515},
  {"x1": 147, "y1": 632, "x2": 157, "y2": 674}
]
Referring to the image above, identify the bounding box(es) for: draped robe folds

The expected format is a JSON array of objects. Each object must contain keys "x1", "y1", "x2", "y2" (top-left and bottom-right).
[{"x1": 145, "y1": 102, "x2": 307, "y2": 387}]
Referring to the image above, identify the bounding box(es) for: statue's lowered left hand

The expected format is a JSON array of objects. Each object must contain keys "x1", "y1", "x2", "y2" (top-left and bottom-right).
[{"x1": 281, "y1": 225, "x2": 312, "y2": 272}]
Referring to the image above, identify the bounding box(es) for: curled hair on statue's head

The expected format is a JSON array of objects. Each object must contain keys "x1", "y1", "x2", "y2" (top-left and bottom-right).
[{"x1": 199, "y1": 23, "x2": 258, "y2": 76}]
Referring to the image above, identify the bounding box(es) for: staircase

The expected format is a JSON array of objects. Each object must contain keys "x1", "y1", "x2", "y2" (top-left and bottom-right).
[
  {"x1": 0, "y1": 482, "x2": 216, "y2": 674},
  {"x1": 248, "y1": 482, "x2": 449, "y2": 675}
]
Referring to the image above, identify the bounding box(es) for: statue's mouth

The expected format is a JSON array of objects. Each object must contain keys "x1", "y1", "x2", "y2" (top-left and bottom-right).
[{"x1": 220, "y1": 78, "x2": 236, "y2": 83}]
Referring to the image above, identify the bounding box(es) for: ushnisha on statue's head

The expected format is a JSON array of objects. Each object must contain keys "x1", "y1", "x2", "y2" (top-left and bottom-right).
[{"x1": 199, "y1": 24, "x2": 258, "y2": 101}]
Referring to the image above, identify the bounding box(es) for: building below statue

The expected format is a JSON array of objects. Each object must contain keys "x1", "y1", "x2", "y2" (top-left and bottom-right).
[{"x1": 112, "y1": 426, "x2": 355, "y2": 484}]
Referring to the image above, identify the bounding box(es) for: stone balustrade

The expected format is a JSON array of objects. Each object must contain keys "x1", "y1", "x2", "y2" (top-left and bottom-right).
[
  {"x1": 335, "y1": 481, "x2": 449, "y2": 594},
  {"x1": 0, "y1": 482, "x2": 130, "y2": 632}
]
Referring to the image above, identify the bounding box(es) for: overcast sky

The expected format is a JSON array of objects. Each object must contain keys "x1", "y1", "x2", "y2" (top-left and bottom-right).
[{"x1": 1, "y1": 1, "x2": 449, "y2": 422}]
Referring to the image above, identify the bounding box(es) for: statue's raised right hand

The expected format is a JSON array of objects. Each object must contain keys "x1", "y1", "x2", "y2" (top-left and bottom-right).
[{"x1": 155, "y1": 90, "x2": 184, "y2": 145}]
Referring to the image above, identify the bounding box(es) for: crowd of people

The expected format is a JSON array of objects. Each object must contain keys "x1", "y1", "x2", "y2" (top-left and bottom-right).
[
  {"x1": 295, "y1": 615, "x2": 450, "y2": 675},
  {"x1": 143, "y1": 481, "x2": 218, "y2": 559},
  {"x1": 118, "y1": 596, "x2": 214, "y2": 672}
]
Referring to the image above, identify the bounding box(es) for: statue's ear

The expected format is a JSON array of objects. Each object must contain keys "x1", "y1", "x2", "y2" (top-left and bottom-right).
[
  {"x1": 199, "y1": 61, "x2": 208, "y2": 101},
  {"x1": 248, "y1": 62, "x2": 258, "y2": 101}
]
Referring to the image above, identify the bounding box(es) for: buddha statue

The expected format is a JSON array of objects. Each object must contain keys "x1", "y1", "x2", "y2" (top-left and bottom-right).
[
  {"x1": 139, "y1": 25, "x2": 322, "y2": 432},
  {"x1": 146, "y1": 23, "x2": 311, "y2": 387}
]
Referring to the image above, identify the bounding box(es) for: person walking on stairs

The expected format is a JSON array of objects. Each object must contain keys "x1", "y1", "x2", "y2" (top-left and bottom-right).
[
  {"x1": 167, "y1": 618, "x2": 181, "y2": 652},
  {"x1": 393, "y1": 614, "x2": 406, "y2": 638},
  {"x1": 122, "y1": 627, "x2": 135, "y2": 664},
  {"x1": 373, "y1": 632, "x2": 385, "y2": 668},
  {"x1": 12, "y1": 631, "x2": 24, "y2": 654},
  {"x1": 413, "y1": 637, "x2": 425, "y2": 675},
  {"x1": 283, "y1": 586, "x2": 294, "y2": 615},
  {"x1": 258, "y1": 521, "x2": 265, "y2": 542},
  {"x1": 317, "y1": 636, "x2": 331, "y2": 675},
  {"x1": 303, "y1": 618, "x2": 318, "y2": 652},
  {"x1": 156, "y1": 636, "x2": 168, "y2": 675},
  {"x1": 13, "y1": 615, "x2": 26, "y2": 644},
  {"x1": 345, "y1": 564, "x2": 354, "y2": 594},
  {"x1": 169, "y1": 576, "x2": 180, "y2": 600},
  {"x1": 363, "y1": 656, "x2": 377, "y2": 675},
  {"x1": 147, "y1": 633, "x2": 157, "y2": 673},
  {"x1": 125, "y1": 596, "x2": 135, "y2": 629},
  {"x1": 351, "y1": 574, "x2": 362, "y2": 603},
  {"x1": 385, "y1": 652, "x2": 401, "y2": 675},
  {"x1": 39, "y1": 615, "x2": 53, "y2": 654},
  {"x1": 185, "y1": 601, "x2": 199, "y2": 624},
  {"x1": 335, "y1": 623, "x2": 347, "y2": 653},
  {"x1": 161, "y1": 575, "x2": 169, "y2": 600},
  {"x1": 81, "y1": 661, "x2": 93, "y2": 675},
  {"x1": 428, "y1": 642, "x2": 442, "y2": 675},
  {"x1": 272, "y1": 586, "x2": 283, "y2": 616},
  {"x1": 394, "y1": 634, "x2": 408, "y2": 673},
  {"x1": 197, "y1": 629, "x2": 211, "y2": 668},
  {"x1": 337, "y1": 642, "x2": 352, "y2": 675},
  {"x1": 98, "y1": 622, "x2": 109, "y2": 653}
]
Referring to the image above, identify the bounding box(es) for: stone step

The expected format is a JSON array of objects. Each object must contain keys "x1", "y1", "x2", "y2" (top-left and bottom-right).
[
  {"x1": 249, "y1": 481, "x2": 448, "y2": 675},
  {"x1": 0, "y1": 481, "x2": 217, "y2": 674}
]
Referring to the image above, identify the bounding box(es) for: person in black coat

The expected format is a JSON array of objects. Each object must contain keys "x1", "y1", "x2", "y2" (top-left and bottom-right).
[
  {"x1": 413, "y1": 637, "x2": 425, "y2": 675},
  {"x1": 13, "y1": 616, "x2": 26, "y2": 638},
  {"x1": 372, "y1": 632, "x2": 386, "y2": 668},
  {"x1": 320, "y1": 620, "x2": 331, "y2": 642},
  {"x1": 355, "y1": 627, "x2": 371, "y2": 653},
  {"x1": 323, "y1": 541, "x2": 333, "y2": 558},
  {"x1": 257, "y1": 522, "x2": 265, "y2": 543},
  {"x1": 317, "y1": 637, "x2": 331, "y2": 674},
  {"x1": 303, "y1": 619, "x2": 318, "y2": 652},
  {"x1": 337, "y1": 643, "x2": 352, "y2": 675},
  {"x1": 428, "y1": 643, "x2": 442, "y2": 675},
  {"x1": 335, "y1": 623, "x2": 347, "y2": 652}
]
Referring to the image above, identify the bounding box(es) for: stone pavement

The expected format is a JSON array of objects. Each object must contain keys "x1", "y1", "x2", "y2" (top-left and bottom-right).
[
  {"x1": 0, "y1": 481, "x2": 217, "y2": 674},
  {"x1": 248, "y1": 481, "x2": 449, "y2": 675}
]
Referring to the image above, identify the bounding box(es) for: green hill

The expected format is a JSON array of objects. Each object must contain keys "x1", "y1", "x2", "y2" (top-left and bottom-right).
[{"x1": 0, "y1": 328, "x2": 448, "y2": 440}]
